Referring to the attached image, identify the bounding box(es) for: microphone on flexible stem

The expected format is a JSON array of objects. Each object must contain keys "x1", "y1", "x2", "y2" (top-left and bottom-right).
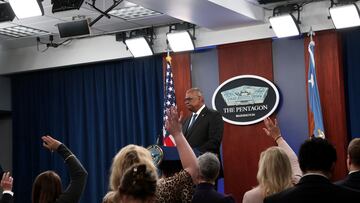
[{"x1": 156, "y1": 133, "x2": 163, "y2": 146}]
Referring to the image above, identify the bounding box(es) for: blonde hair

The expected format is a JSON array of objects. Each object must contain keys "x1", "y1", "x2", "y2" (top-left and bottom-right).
[
  {"x1": 103, "y1": 144, "x2": 157, "y2": 203},
  {"x1": 257, "y1": 146, "x2": 292, "y2": 197}
]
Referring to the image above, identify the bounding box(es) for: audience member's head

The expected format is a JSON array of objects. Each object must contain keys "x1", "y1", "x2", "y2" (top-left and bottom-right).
[
  {"x1": 103, "y1": 144, "x2": 156, "y2": 203},
  {"x1": 257, "y1": 146, "x2": 292, "y2": 196},
  {"x1": 32, "y1": 171, "x2": 62, "y2": 203},
  {"x1": 299, "y1": 137, "x2": 337, "y2": 176},
  {"x1": 118, "y1": 164, "x2": 157, "y2": 203},
  {"x1": 347, "y1": 138, "x2": 360, "y2": 171},
  {"x1": 197, "y1": 152, "x2": 220, "y2": 184}
]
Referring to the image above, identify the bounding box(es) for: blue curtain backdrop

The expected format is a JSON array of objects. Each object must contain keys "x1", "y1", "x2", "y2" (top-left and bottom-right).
[
  {"x1": 11, "y1": 56, "x2": 164, "y2": 203},
  {"x1": 341, "y1": 28, "x2": 360, "y2": 140}
]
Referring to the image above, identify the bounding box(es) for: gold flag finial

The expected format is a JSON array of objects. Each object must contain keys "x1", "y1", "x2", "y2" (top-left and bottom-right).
[{"x1": 166, "y1": 54, "x2": 172, "y2": 63}]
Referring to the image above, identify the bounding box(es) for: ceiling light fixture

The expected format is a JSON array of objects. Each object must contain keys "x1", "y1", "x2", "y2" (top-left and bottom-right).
[
  {"x1": 269, "y1": 4, "x2": 301, "y2": 38},
  {"x1": 167, "y1": 23, "x2": 195, "y2": 52},
  {"x1": 51, "y1": 0, "x2": 85, "y2": 13},
  {"x1": 0, "y1": 25, "x2": 49, "y2": 38},
  {"x1": 0, "y1": 3, "x2": 15, "y2": 22},
  {"x1": 8, "y1": 0, "x2": 43, "y2": 19},
  {"x1": 329, "y1": 2, "x2": 360, "y2": 29},
  {"x1": 125, "y1": 37, "x2": 153, "y2": 57},
  {"x1": 108, "y1": 5, "x2": 162, "y2": 20},
  {"x1": 116, "y1": 28, "x2": 154, "y2": 58}
]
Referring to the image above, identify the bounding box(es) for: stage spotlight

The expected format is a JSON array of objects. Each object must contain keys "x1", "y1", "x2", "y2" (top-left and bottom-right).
[
  {"x1": 329, "y1": 4, "x2": 360, "y2": 29},
  {"x1": 269, "y1": 14, "x2": 300, "y2": 38},
  {"x1": 0, "y1": 3, "x2": 15, "y2": 22},
  {"x1": 117, "y1": 28, "x2": 154, "y2": 58},
  {"x1": 269, "y1": 4, "x2": 301, "y2": 38},
  {"x1": 167, "y1": 23, "x2": 195, "y2": 52},
  {"x1": 52, "y1": 0, "x2": 85, "y2": 13},
  {"x1": 57, "y1": 19, "x2": 90, "y2": 38},
  {"x1": 8, "y1": 0, "x2": 43, "y2": 19},
  {"x1": 125, "y1": 37, "x2": 153, "y2": 57},
  {"x1": 167, "y1": 31, "x2": 194, "y2": 52}
]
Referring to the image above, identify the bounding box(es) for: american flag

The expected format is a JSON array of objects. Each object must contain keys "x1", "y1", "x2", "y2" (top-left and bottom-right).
[{"x1": 162, "y1": 55, "x2": 176, "y2": 146}]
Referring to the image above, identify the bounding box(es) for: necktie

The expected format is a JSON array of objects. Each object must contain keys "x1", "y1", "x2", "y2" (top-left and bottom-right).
[{"x1": 188, "y1": 113, "x2": 198, "y2": 130}]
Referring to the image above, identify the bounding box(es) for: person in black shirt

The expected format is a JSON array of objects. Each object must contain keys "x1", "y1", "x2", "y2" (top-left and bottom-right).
[{"x1": 32, "y1": 135, "x2": 88, "y2": 203}]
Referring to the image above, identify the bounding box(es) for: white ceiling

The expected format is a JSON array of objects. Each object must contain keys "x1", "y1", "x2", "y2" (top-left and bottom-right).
[{"x1": 0, "y1": 0, "x2": 265, "y2": 48}]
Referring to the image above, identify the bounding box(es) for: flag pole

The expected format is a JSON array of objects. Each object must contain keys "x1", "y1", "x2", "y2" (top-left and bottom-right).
[
  {"x1": 167, "y1": 45, "x2": 170, "y2": 57},
  {"x1": 166, "y1": 42, "x2": 171, "y2": 62},
  {"x1": 307, "y1": 26, "x2": 325, "y2": 139},
  {"x1": 162, "y1": 43, "x2": 176, "y2": 146},
  {"x1": 308, "y1": 26, "x2": 315, "y2": 43}
]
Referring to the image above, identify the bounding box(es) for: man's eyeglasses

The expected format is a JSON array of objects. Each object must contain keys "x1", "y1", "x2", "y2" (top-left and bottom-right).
[{"x1": 184, "y1": 96, "x2": 199, "y2": 102}]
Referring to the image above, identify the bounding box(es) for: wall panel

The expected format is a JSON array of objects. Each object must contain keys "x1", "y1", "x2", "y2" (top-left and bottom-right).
[
  {"x1": 217, "y1": 39, "x2": 275, "y2": 202},
  {"x1": 272, "y1": 38, "x2": 308, "y2": 154},
  {"x1": 304, "y1": 30, "x2": 348, "y2": 180}
]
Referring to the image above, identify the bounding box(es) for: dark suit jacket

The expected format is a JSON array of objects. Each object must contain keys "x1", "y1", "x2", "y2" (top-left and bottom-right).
[
  {"x1": 264, "y1": 175, "x2": 360, "y2": 203},
  {"x1": 191, "y1": 183, "x2": 235, "y2": 203},
  {"x1": 182, "y1": 106, "x2": 224, "y2": 155},
  {"x1": 336, "y1": 170, "x2": 360, "y2": 191},
  {"x1": 0, "y1": 193, "x2": 13, "y2": 203}
]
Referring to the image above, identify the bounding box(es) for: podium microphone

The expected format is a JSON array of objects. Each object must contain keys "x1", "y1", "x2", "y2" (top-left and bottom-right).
[{"x1": 156, "y1": 134, "x2": 163, "y2": 146}]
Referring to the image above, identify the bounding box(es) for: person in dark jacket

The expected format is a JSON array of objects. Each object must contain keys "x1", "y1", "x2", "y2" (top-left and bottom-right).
[
  {"x1": 182, "y1": 88, "x2": 224, "y2": 181},
  {"x1": 32, "y1": 135, "x2": 88, "y2": 203},
  {"x1": 336, "y1": 138, "x2": 360, "y2": 191},
  {"x1": 182, "y1": 88, "x2": 224, "y2": 156},
  {"x1": 191, "y1": 152, "x2": 234, "y2": 203},
  {"x1": 1, "y1": 171, "x2": 14, "y2": 203},
  {"x1": 264, "y1": 138, "x2": 360, "y2": 203}
]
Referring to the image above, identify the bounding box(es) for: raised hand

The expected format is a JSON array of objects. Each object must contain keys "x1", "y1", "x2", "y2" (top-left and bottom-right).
[
  {"x1": 165, "y1": 106, "x2": 183, "y2": 137},
  {"x1": 42, "y1": 135, "x2": 62, "y2": 151},
  {"x1": 1, "y1": 172, "x2": 13, "y2": 191},
  {"x1": 263, "y1": 117, "x2": 281, "y2": 140}
]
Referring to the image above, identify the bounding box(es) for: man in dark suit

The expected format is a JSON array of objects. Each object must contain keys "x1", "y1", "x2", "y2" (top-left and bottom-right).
[
  {"x1": 191, "y1": 152, "x2": 234, "y2": 203},
  {"x1": 264, "y1": 138, "x2": 360, "y2": 203},
  {"x1": 0, "y1": 171, "x2": 14, "y2": 203},
  {"x1": 182, "y1": 88, "x2": 224, "y2": 156},
  {"x1": 336, "y1": 138, "x2": 360, "y2": 191}
]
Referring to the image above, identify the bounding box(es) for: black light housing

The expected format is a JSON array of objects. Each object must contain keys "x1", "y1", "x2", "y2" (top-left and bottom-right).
[
  {"x1": 329, "y1": 0, "x2": 360, "y2": 29},
  {"x1": 57, "y1": 19, "x2": 90, "y2": 38},
  {"x1": 9, "y1": 0, "x2": 44, "y2": 19},
  {"x1": 167, "y1": 23, "x2": 196, "y2": 52},
  {"x1": 0, "y1": 3, "x2": 15, "y2": 22},
  {"x1": 116, "y1": 28, "x2": 154, "y2": 58},
  {"x1": 269, "y1": 4, "x2": 301, "y2": 38},
  {"x1": 52, "y1": 0, "x2": 85, "y2": 13}
]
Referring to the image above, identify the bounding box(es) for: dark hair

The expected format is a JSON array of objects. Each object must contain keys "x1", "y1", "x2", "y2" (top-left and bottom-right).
[
  {"x1": 198, "y1": 152, "x2": 220, "y2": 182},
  {"x1": 119, "y1": 164, "x2": 157, "y2": 201},
  {"x1": 299, "y1": 138, "x2": 337, "y2": 173},
  {"x1": 32, "y1": 171, "x2": 62, "y2": 203},
  {"x1": 348, "y1": 138, "x2": 360, "y2": 166}
]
